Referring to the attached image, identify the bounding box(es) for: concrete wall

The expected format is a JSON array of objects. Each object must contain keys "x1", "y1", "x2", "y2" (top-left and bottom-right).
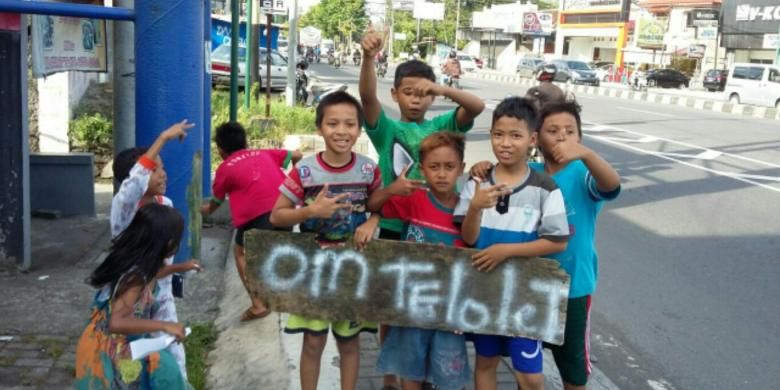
[{"x1": 37, "y1": 71, "x2": 99, "y2": 153}]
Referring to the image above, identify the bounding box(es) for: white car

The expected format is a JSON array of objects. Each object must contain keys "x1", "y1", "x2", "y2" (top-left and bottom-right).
[
  {"x1": 725, "y1": 63, "x2": 780, "y2": 109},
  {"x1": 210, "y1": 44, "x2": 289, "y2": 89},
  {"x1": 457, "y1": 54, "x2": 477, "y2": 72}
]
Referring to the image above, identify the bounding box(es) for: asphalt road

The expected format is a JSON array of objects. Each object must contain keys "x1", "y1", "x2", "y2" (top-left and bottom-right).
[{"x1": 308, "y1": 62, "x2": 780, "y2": 390}]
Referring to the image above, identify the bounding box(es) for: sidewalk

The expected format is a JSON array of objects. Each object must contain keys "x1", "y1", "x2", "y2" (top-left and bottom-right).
[
  {"x1": 0, "y1": 183, "x2": 233, "y2": 389},
  {"x1": 464, "y1": 69, "x2": 780, "y2": 121}
]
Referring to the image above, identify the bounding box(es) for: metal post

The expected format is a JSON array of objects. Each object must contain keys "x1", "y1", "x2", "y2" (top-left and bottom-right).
[
  {"x1": 244, "y1": 0, "x2": 252, "y2": 108},
  {"x1": 0, "y1": 1, "x2": 134, "y2": 20},
  {"x1": 265, "y1": 13, "x2": 272, "y2": 118},
  {"x1": 230, "y1": 0, "x2": 239, "y2": 121},
  {"x1": 136, "y1": 0, "x2": 205, "y2": 264},
  {"x1": 203, "y1": 0, "x2": 212, "y2": 197},
  {"x1": 454, "y1": 0, "x2": 460, "y2": 48},
  {"x1": 776, "y1": 25, "x2": 780, "y2": 65},
  {"x1": 286, "y1": 0, "x2": 298, "y2": 107},
  {"x1": 113, "y1": 0, "x2": 135, "y2": 162}
]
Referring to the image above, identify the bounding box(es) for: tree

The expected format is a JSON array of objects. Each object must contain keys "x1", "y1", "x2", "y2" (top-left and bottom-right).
[{"x1": 299, "y1": 0, "x2": 367, "y2": 47}]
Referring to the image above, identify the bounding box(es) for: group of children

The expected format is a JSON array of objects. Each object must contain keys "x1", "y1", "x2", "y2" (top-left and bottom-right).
[{"x1": 73, "y1": 27, "x2": 620, "y2": 390}]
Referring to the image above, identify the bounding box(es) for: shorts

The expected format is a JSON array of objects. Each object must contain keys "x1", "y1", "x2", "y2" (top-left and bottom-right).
[
  {"x1": 472, "y1": 334, "x2": 543, "y2": 374},
  {"x1": 544, "y1": 295, "x2": 592, "y2": 386},
  {"x1": 235, "y1": 212, "x2": 291, "y2": 246},
  {"x1": 284, "y1": 314, "x2": 377, "y2": 340},
  {"x1": 377, "y1": 326, "x2": 470, "y2": 390},
  {"x1": 379, "y1": 228, "x2": 402, "y2": 241}
]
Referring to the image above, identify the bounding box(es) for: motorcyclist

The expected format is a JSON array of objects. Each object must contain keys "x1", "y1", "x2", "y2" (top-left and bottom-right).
[
  {"x1": 440, "y1": 51, "x2": 462, "y2": 85},
  {"x1": 524, "y1": 63, "x2": 565, "y2": 110}
]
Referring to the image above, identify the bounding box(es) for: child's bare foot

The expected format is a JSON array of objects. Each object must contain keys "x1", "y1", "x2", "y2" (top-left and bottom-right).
[{"x1": 240, "y1": 306, "x2": 271, "y2": 322}]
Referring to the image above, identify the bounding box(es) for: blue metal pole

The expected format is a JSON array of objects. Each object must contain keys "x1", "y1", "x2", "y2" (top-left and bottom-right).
[
  {"x1": 135, "y1": 0, "x2": 205, "y2": 263},
  {"x1": 0, "y1": 0, "x2": 134, "y2": 21},
  {"x1": 203, "y1": 0, "x2": 212, "y2": 198}
]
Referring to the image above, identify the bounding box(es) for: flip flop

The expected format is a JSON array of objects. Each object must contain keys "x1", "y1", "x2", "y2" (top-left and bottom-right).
[{"x1": 240, "y1": 307, "x2": 271, "y2": 322}]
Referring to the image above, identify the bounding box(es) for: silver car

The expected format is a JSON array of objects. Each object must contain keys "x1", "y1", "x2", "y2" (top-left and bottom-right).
[
  {"x1": 551, "y1": 59, "x2": 600, "y2": 86},
  {"x1": 210, "y1": 44, "x2": 289, "y2": 89}
]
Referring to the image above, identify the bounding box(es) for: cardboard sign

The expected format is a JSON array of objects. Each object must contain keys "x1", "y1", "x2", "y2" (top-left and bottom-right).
[{"x1": 245, "y1": 231, "x2": 571, "y2": 345}]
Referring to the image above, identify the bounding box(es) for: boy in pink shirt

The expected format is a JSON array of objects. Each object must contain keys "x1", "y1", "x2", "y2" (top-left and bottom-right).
[{"x1": 201, "y1": 121, "x2": 302, "y2": 321}]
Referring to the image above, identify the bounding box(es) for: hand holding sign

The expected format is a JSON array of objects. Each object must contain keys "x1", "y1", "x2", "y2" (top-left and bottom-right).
[{"x1": 309, "y1": 184, "x2": 352, "y2": 219}]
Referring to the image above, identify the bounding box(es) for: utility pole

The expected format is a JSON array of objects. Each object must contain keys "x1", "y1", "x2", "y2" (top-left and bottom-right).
[
  {"x1": 112, "y1": 0, "x2": 134, "y2": 162},
  {"x1": 230, "y1": 0, "x2": 240, "y2": 121},
  {"x1": 454, "y1": 0, "x2": 460, "y2": 49},
  {"x1": 244, "y1": 0, "x2": 253, "y2": 108},
  {"x1": 286, "y1": 0, "x2": 299, "y2": 107}
]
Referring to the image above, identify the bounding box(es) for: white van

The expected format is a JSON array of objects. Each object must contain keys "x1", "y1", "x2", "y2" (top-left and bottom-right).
[{"x1": 724, "y1": 63, "x2": 780, "y2": 109}]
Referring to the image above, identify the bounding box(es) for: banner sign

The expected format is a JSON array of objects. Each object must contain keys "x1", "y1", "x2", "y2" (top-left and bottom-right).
[
  {"x1": 413, "y1": 0, "x2": 445, "y2": 21},
  {"x1": 522, "y1": 12, "x2": 554, "y2": 36},
  {"x1": 31, "y1": 15, "x2": 107, "y2": 77},
  {"x1": 245, "y1": 231, "x2": 571, "y2": 345},
  {"x1": 637, "y1": 18, "x2": 666, "y2": 48},
  {"x1": 763, "y1": 33, "x2": 779, "y2": 49},
  {"x1": 697, "y1": 26, "x2": 718, "y2": 40},
  {"x1": 722, "y1": 0, "x2": 780, "y2": 34},
  {"x1": 210, "y1": 17, "x2": 279, "y2": 51},
  {"x1": 688, "y1": 44, "x2": 706, "y2": 59}
]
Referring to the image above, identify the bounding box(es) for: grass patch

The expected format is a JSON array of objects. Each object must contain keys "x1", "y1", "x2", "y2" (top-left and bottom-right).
[{"x1": 185, "y1": 322, "x2": 219, "y2": 390}]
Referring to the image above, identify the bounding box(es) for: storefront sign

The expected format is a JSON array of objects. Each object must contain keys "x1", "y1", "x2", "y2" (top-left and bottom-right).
[
  {"x1": 692, "y1": 9, "x2": 719, "y2": 24},
  {"x1": 723, "y1": 0, "x2": 780, "y2": 34},
  {"x1": 688, "y1": 44, "x2": 706, "y2": 59},
  {"x1": 30, "y1": 15, "x2": 107, "y2": 77},
  {"x1": 562, "y1": 0, "x2": 622, "y2": 11},
  {"x1": 522, "y1": 12, "x2": 553, "y2": 36},
  {"x1": 763, "y1": 33, "x2": 779, "y2": 49},
  {"x1": 697, "y1": 27, "x2": 718, "y2": 40},
  {"x1": 637, "y1": 18, "x2": 666, "y2": 48}
]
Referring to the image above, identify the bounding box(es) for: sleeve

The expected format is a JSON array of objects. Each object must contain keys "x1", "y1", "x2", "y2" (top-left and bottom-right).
[
  {"x1": 211, "y1": 164, "x2": 229, "y2": 203},
  {"x1": 538, "y1": 188, "x2": 570, "y2": 242},
  {"x1": 432, "y1": 109, "x2": 473, "y2": 133},
  {"x1": 279, "y1": 165, "x2": 305, "y2": 205},
  {"x1": 363, "y1": 109, "x2": 393, "y2": 152},
  {"x1": 585, "y1": 170, "x2": 621, "y2": 202},
  {"x1": 368, "y1": 164, "x2": 382, "y2": 192},
  {"x1": 110, "y1": 158, "x2": 155, "y2": 238},
  {"x1": 453, "y1": 178, "x2": 476, "y2": 224},
  {"x1": 269, "y1": 149, "x2": 294, "y2": 169},
  {"x1": 381, "y1": 195, "x2": 412, "y2": 222}
]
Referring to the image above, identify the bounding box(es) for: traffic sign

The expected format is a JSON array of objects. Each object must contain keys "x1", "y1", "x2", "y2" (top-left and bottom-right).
[{"x1": 261, "y1": 0, "x2": 288, "y2": 15}]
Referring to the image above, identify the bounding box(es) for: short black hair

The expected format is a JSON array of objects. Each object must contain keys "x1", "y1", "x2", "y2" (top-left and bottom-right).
[
  {"x1": 538, "y1": 100, "x2": 582, "y2": 138},
  {"x1": 113, "y1": 147, "x2": 148, "y2": 188},
  {"x1": 491, "y1": 97, "x2": 538, "y2": 132},
  {"x1": 315, "y1": 91, "x2": 365, "y2": 128},
  {"x1": 394, "y1": 60, "x2": 435, "y2": 88},
  {"x1": 215, "y1": 121, "x2": 248, "y2": 155}
]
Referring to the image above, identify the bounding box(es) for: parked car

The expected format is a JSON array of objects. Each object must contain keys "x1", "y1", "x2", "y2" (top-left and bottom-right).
[
  {"x1": 594, "y1": 63, "x2": 617, "y2": 82},
  {"x1": 724, "y1": 63, "x2": 780, "y2": 108},
  {"x1": 702, "y1": 69, "x2": 728, "y2": 92},
  {"x1": 210, "y1": 44, "x2": 289, "y2": 89},
  {"x1": 517, "y1": 57, "x2": 544, "y2": 78},
  {"x1": 457, "y1": 54, "x2": 477, "y2": 72},
  {"x1": 646, "y1": 69, "x2": 690, "y2": 88},
  {"x1": 550, "y1": 59, "x2": 600, "y2": 86}
]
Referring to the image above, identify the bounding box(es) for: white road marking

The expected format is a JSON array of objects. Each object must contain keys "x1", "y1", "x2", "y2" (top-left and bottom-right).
[{"x1": 616, "y1": 106, "x2": 680, "y2": 118}]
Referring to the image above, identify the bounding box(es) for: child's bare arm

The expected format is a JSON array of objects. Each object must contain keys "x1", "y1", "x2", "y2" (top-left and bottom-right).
[
  {"x1": 460, "y1": 206, "x2": 483, "y2": 246},
  {"x1": 550, "y1": 143, "x2": 620, "y2": 192},
  {"x1": 290, "y1": 150, "x2": 304, "y2": 165},
  {"x1": 442, "y1": 88, "x2": 485, "y2": 128},
  {"x1": 145, "y1": 120, "x2": 195, "y2": 163},
  {"x1": 354, "y1": 214, "x2": 381, "y2": 250},
  {"x1": 108, "y1": 284, "x2": 187, "y2": 341},
  {"x1": 200, "y1": 199, "x2": 221, "y2": 216},
  {"x1": 359, "y1": 27, "x2": 385, "y2": 127},
  {"x1": 366, "y1": 165, "x2": 425, "y2": 212},
  {"x1": 155, "y1": 260, "x2": 202, "y2": 279},
  {"x1": 269, "y1": 185, "x2": 352, "y2": 227},
  {"x1": 472, "y1": 238, "x2": 567, "y2": 272}
]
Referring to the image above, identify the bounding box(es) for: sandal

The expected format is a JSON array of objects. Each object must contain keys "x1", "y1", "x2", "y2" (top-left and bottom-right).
[{"x1": 240, "y1": 307, "x2": 271, "y2": 322}]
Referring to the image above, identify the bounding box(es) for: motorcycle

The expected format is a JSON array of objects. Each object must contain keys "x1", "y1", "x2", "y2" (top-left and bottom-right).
[
  {"x1": 334, "y1": 55, "x2": 341, "y2": 68},
  {"x1": 631, "y1": 73, "x2": 648, "y2": 91},
  {"x1": 442, "y1": 74, "x2": 460, "y2": 89},
  {"x1": 353, "y1": 53, "x2": 361, "y2": 66},
  {"x1": 305, "y1": 51, "x2": 315, "y2": 64},
  {"x1": 376, "y1": 62, "x2": 388, "y2": 78},
  {"x1": 310, "y1": 82, "x2": 348, "y2": 105},
  {"x1": 327, "y1": 52, "x2": 335, "y2": 65}
]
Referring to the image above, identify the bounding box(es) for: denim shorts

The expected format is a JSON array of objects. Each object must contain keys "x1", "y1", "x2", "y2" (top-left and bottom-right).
[
  {"x1": 472, "y1": 334, "x2": 543, "y2": 374},
  {"x1": 377, "y1": 326, "x2": 470, "y2": 389}
]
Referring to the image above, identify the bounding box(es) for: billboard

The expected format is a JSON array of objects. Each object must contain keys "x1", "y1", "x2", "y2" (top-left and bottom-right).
[
  {"x1": 562, "y1": 0, "x2": 622, "y2": 11},
  {"x1": 31, "y1": 15, "x2": 107, "y2": 77},
  {"x1": 722, "y1": 0, "x2": 780, "y2": 35},
  {"x1": 413, "y1": 0, "x2": 445, "y2": 21},
  {"x1": 210, "y1": 17, "x2": 279, "y2": 50},
  {"x1": 522, "y1": 12, "x2": 554, "y2": 36},
  {"x1": 636, "y1": 18, "x2": 666, "y2": 48}
]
